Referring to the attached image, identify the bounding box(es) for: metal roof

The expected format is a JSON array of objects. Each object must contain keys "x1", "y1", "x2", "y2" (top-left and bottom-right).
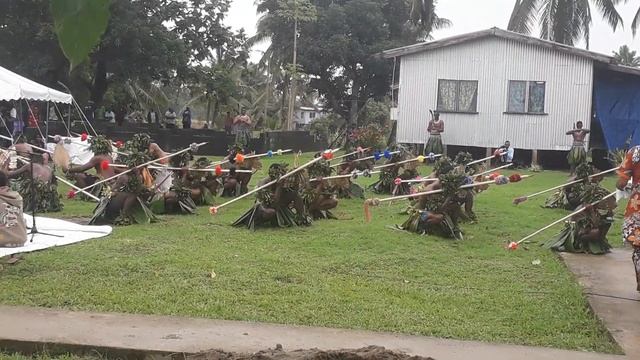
[{"x1": 382, "y1": 27, "x2": 640, "y2": 77}]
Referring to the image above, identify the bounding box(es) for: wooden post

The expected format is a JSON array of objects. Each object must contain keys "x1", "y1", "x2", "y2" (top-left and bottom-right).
[
  {"x1": 485, "y1": 147, "x2": 492, "y2": 168},
  {"x1": 532, "y1": 149, "x2": 539, "y2": 166}
]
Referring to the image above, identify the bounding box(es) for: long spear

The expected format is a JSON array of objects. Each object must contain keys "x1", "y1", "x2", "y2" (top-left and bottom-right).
[
  {"x1": 210, "y1": 148, "x2": 340, "y2": 215},
  {"x1": 330, "y1": 147, "x2": 371, "y2": 162},
  {"x1": 9, "y1": 153, "x2": 100, "y2": 202},
  {"x1": 467, "y1": 152, "x2": 505, "y2": 166},
  {"x1": 67, "y1": 142, "x2": 206, "y2": 197},
  {"x1": 48, "y1": 135, "x2": 129, "y2": 157},
  {"x1": 363, "y1": 175, "x2": 530, "y2": 222},
  {"x1": 512, "y1": 167, "x2": 619, "y2": 205},
  {"x1": 108, "y1": 163, "x2": 252, "y2": 173},
  {"x1": 329, "y1": 151, "x2": 402, "y2": 168},
  {"x1": 0, "y1": 135, "x2": 53, "y2": 155},
  {"x1": 309, "y1": 170, "x2": 381, "y2": 182},
  {"x1": 373, "y1": 155, "x2": 441, "y2": 170},
  {"x1": 476, "y1": 163, "x2": 513, "y2": 176},
  {"x1": 509, "y1": 191, "x2": 616, "y2": 250},
  {"x1": 244, "y1": 149, "x2": 292, "y2": 160}
]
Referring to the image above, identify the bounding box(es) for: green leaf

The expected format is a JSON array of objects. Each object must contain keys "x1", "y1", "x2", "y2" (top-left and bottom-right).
[{"x1": 50, "y1": 0, "x2": 111, "y2": 70}]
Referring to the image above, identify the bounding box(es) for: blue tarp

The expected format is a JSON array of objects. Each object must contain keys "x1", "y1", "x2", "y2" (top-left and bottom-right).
[{"x1": 593, "y1": 70, "x2": 640, "y2": 150}]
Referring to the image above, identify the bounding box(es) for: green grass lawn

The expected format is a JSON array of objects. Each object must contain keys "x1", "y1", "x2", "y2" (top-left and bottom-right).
[{"x1": 0, "y1": 154, "x2": 625, "y2": 354}]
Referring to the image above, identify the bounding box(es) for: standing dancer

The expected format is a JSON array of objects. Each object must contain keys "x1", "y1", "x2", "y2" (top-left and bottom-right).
[
  {"x1": 425, "y1": 111, "x2": 444, "y2": 157},
  {"x1": 617, "y1": 146, "x2": 640, "y2": 291},
  {"x1": 566, "y1": 121, "x2": 590, "y2": 174}
]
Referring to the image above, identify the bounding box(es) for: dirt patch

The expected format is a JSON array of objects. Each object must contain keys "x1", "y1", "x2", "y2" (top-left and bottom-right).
[{"x1": 188, "y1": 345, "x2": 434, "y2": 360}]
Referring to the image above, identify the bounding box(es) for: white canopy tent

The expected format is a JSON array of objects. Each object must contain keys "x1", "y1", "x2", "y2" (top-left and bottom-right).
[
  {"x1": 0, "y1": 65, "x2": 72, "y2": 104},
  {"x1": 0, "y1": 65, "x2": 93, "y2": 144}
]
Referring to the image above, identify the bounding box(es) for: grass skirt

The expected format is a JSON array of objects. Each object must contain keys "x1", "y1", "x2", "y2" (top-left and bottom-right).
[
  {"x1": 397, "y1": 210, "x2": 460, "y2": 240},
  {"x1": 542, "y1": 222, "x2": 611, "y2": 255},
  {"x1": 149, "y1": 191, "x2": 197, "y2": 215},
  {"x1": 89, "y1": 193, "x2": 157, "y2": 226},
  {"x1": 425, "y1": 134, "x2": 443, "y2": 155},
  {"x1": 567, "y1": 145, "x2": 587, "y2": 167},
  {"x1": 232, "y1": 202, "x2": 299, "y2": 231}
]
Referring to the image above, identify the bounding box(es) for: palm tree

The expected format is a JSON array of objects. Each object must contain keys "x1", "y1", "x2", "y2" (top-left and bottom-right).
[
  {"x1": 409, "y1": 0, "x2": 452, "y2": 40},
  {"x1": 632, "y1": 6, "x2": 640, "y2": 36},
  {"x1": 613, "y1": 45, "x2": 640, "y2": 67},
  {"x1": 508, "y1": 0, "x2": 624, "y2": 47}
]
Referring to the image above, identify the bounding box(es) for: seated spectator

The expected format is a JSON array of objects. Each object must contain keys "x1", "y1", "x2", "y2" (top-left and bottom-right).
[
  {"x1": 496, "y1": 140, "x2": 514, "y2": 165},
  {"x1": 0, "y1": 171, "x2": 27, "y2": 248}
]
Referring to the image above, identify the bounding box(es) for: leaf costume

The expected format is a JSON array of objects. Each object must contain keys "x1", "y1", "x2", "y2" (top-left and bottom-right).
[
  {"x1": 543, "y1": 184, "x2": 614, "y2": 255},
  {"x1": 89, "y1": 149, "x2": 157, "y2": 226},
  {"x1": 370, "y1": 149, "x2": 419, "y2": 195},
  {"x1": 12, "y1": 175, "x2": 63, "y2": 213},
  {"x1": 233, "y1": 163, "x2": 308, "y2": 230}
]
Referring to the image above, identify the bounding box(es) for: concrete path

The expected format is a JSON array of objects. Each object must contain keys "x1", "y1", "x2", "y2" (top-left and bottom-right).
[
  {"x1": 562, "y1": 248, "x2": 640, "y2": 360},
  {"x1": 0, "y1": 305, "x2": 624, "y2": 360}
]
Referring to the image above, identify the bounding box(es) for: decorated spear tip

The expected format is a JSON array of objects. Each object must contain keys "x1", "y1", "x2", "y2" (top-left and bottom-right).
[
  {"x1": 80, "y1": 132, "x2": 88, "y2": 142},
  {"x1": 267, "y1": 150, "x2": 273, "y2": 158},
  {"x1": 494, "y1": 175, "x2": 510, "y2": 185},
  {"x1": 322, "y1": 151, "x2": 334, "y2": 160},
  {"x1": 189, "y1": 142, "x2": 200, "y2": 152},
  {"x1": 509, "y1": 173, "x2": 522, "y2": 183},
  {"x1": 100, "y1": 160, "x2": 110, "y2": 171},
  {"x1": 488, "y1": 172, "x2": 500, "y2": 180},
  {"x1": 276, "y1": 149, "x2": 283, "y2": 156},
  {"x1": 427, "y1": 152, "x2": 436, "y2": 161},
  {"x1": 356, "y1": 146, "x2": 364, "y2": 153},
  {"x1": 417, "y1": 155, "x2": 426, "y2": 163},
  {"x1": 235, "y1": 153, "x2": 245, "y2": 164},
  {"x1": 215, "y1": 165, "x2": 223, "y2": 177},
  {"x1": 383, "y1": 149, "x2": 392, "y2": 159},
  {"x1": 512, "y1": 196, "x2": 528, "y2": 205},
  {"x1": 394, "y1": 177, "x2": 402, "y2": 186},
  {"x1": 507, "y1": 241, "x2": 519, "y2": 251},
  {"x1": 209, "y1": 206, "x2": 219, "y2": 215},
  {"x1": 115, "y1": 140, "x2": 124, "y2": 148},
  {"x1": 67, "y1": 190, "x2": 77, "y2": 199},
  {"x1": 53, "y1": 135, "x2": 62, "y2": 143}
]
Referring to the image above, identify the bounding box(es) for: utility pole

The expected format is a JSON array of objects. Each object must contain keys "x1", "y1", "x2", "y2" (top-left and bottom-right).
[{"x1": 286, "y1": 1, "x2": 298, "y2": 131}]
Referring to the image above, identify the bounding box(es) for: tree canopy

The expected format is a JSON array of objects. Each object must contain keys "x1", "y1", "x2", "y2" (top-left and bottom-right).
[
  {"x1": 613, "y1": 45, "x2": 640, "y2": 67},
  {"x1": 508, "y1": 0, "x2": 624, "y2": 47},
  {"x1": 254, "y1": 0, "x2": 446, "y2": 123}
]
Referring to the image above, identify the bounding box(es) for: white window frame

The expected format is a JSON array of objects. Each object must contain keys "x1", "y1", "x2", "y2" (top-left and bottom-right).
[{"x1": 506, "y1": 80, "x2": 546, "y2": 115}]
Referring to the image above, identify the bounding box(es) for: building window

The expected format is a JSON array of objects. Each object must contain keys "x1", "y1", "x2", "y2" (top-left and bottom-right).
[
  {"x1": 507, "y1": 80, "x2": 546, "y2": 114},
  {"x1": 310, "y1": 112, "x2": 316, "y2": 119},
  {"x1": 437, "y1": 79, "x2": 478, "y2": 113}
]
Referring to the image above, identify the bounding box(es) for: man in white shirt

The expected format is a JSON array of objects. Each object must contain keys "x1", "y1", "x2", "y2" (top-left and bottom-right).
[{"x1": 498, "y1": 141, "x2": 514, "y2": 164}]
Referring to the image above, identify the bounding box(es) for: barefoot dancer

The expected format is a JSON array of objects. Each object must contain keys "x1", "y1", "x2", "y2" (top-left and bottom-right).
[
  {"x1": 566, "y1": 121, "x2": 590, "y2": 174},
  {"x1": 425, "y1": 111, "x2": 444, "y2": 156},
  {"x1": 66, "y1": 135, "x2": 119, "y2": 198}
]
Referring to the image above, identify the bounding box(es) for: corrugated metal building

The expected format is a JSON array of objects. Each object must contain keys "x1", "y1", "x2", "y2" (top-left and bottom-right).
[{"x1": 383, "y1": 28, "x2": 640, "y2": 162}]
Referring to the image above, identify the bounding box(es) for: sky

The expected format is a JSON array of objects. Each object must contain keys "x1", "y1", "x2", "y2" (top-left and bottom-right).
[{"x1": 225, "y1": 0, "x2": 640, "y2": 62}]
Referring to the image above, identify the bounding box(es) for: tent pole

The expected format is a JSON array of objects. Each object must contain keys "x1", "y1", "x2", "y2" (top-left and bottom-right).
[
  {"x1": 0, "y1": 114, "x2": 14, "y2": 145},
  {"x1": 45, "y1": 101, "x2": 49, "y2": 142},
  {"x1": 53, "y1": 102, "x2": 72, "y2": 136},
  {"x1": 73, "y1": 99, "x2": 98, "y2": 136},
  {"x1": 67, "y1": 103, "x2": 71, "y2": 136}
]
